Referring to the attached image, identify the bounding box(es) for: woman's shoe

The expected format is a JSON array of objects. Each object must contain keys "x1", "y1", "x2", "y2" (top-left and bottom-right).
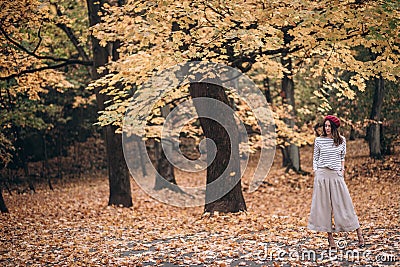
[{"x1": 357, "y1": 237, "x2": 365, "y2": 248}]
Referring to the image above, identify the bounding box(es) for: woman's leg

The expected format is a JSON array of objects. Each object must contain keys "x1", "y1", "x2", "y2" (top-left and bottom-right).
[
  {"x1": 330, "y1": 175, "x2": 360, "y2": 232},
  {"x1": 356, "y1": 228, "x2": 365, "y2": 247},
  {"x1": 327, "y1": 232, "x2": 336, "y2": 249}
]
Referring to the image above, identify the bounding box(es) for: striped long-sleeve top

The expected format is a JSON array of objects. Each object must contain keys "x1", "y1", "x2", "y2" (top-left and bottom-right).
[{"x1": 313, "y1": 136, "x2": 346, "y2": 172}]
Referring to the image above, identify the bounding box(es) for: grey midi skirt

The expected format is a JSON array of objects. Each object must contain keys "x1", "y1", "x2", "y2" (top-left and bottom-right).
[{"x1": 308, "y1": 168, "x2": 360, "y2": 232}]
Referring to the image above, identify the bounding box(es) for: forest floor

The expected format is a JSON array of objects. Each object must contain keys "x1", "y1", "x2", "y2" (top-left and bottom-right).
[{"x1": 1, "y1": 139, "x2": 399, "y2": 266}]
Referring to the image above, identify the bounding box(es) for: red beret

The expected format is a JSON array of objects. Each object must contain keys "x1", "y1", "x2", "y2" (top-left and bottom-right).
[{"x1": 325, "y1": 115, "x2": 340, "y2": 128}]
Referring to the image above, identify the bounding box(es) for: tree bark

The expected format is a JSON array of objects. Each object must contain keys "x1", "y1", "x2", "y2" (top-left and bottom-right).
[
  {"x1": 105, "y1": 125, "x2": 132, "y2": 206},
  {"x1": 0, "y1": 186, "x2": 8, "y2": 213},
  {"x1": 189, "y1": 82, "x2": 246, "y2": 213},
  {"x1": 280, "y1": 27, "x2": 302, "y2": 173},
  {"x1": 0, "y1": 176, "x2": 11, "y2": 213},
  {"x1": 42, "y1": 134, "x2": 53, "y2": 190},
  {"x1": 281, "y1": 55, "x2": 301, "y2": 172},
  {"x1": 154, "y1": 105, "x2": 177, "y2": 190},
  {"x1": 154, "y1": 140, "x2": 176, "y2": 190},
  {"x1": 87, "y1": 0, "x2": 132, "y2": 207},
  {"x1": 263, "y1": 77, "x2": 272, "y2": 104},
  {"x1": 368, "y1": 76, "x2": 385, "y2": 159},
  {"x1": 350, "y1": 126, "x2": 356, "y2": 141}
]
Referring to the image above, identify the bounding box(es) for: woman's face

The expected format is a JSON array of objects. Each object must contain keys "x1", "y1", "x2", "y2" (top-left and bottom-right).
[{"x1": 324, "y1": 120, "x2": 332, "y2": 136}]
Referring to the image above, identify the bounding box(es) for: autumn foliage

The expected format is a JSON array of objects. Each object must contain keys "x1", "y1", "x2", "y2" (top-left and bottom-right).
[
  {"x1": 1, "y1": 140, "x2": 399, "y2": 266},
  {"x1": 1, "y1": 0, "x2": 399, "y2": 264}
]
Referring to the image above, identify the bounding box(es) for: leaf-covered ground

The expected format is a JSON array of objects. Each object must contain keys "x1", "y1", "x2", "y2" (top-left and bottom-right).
[{"x1": 1, "y1": 139, "x2": 399, "y2": 266}]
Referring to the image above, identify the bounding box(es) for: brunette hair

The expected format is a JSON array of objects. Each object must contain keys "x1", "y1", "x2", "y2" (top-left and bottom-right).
[{"x1": 322, "y1": 119, "x2": 343, "y2": 146}]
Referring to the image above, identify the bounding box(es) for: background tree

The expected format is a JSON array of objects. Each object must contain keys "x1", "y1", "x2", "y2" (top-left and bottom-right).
[
  {"x1": 0, "y1": 0, "x2": 100, "y2": 207},
  {"x1": 0, "y1": 0, "x2": 136, "y2": 208},
  {"x1": 153, "y1": 105, "x2": 178, "y2": 191},
  {"x1": 87, "y1": 0, "x2": 132, "y2": 207}
]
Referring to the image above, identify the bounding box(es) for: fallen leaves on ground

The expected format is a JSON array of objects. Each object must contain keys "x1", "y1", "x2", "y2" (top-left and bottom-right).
[{"x1": 1, "y1": 140, "x2": 399, "y2": 266}]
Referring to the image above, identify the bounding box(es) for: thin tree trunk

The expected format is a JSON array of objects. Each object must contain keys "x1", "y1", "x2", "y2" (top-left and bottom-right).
[
  {"x1": 369, "y1": 76, "x2": 385, "y2": 159},
  {"x1": 280, "y1": 26, "x2": 302, "y2": 173},
  {"x1": 73, "y1": 141, "x2": 79, "y2": 175},
  {"x1": 136, "y1": 137, "x2": 148, "y2": 177},
  {"x1": 154, "y1": 105, "x2": 177, "y2": 190},
  {"x1": 4, "y1": 179, "x2": 12, "y2": 195},
  {"x1": 57, "y1": 133, "x2": 62, "y2": 179},
  {"x1": 0, "y1": 187, "x2": 8, "y2": 213},
  {"x1": 350, "y1": 126, "x2": 356, "y2": 140},
  {"x1": 87, "y1": 0, "x2": 132, "y2": 207},
  {"x1": 280, "y1": 147, "x2": 290, "y2": 168},
  {"x1": 189, "y1": 82, "x2": 246, "y2": 213},
  {"x1": 281, "y1": 56, "x2": 301, "y2": 172},
  {"x1": 42, "y1": 134, "x2": 53, "y2": 190},
  {"x1": 263, "y1": 77, "x2": 272, "y2": 104},
  {"x1": 154, "y1": 139, "x2": 176, "y2": 190},
  {"x1": 15, "y1": 127, "x2": 35, "y2": 193}
]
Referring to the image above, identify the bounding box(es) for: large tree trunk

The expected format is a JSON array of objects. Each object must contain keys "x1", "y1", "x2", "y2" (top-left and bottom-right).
[
  {"x1": 87, "y1": 0, "x2": 132, "y2": 207},
  {"x1": 368, "y1": 76, "x2": 385, "y2": 159},
  {"x1": 189, "y1": 82, "x2": 246, "y2": 213}
]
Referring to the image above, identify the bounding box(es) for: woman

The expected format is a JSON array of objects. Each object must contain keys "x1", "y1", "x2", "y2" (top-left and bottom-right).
[{"x1": 308, "y1": 115, "x2": 365, "y2": 249}]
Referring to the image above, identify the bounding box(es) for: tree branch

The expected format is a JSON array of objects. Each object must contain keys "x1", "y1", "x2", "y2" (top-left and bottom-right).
[
  {"x1": 0, "y1": 60, "x2": 93, "y2": 81},
  {"x1": 53, "y1": 3, "x2": 91, "y2": 62},
  {"x1": 0, "y1": 25, "x2": 83, "y2": 63},
  {"x1": 32, "y1": 25, "x2": 43, "y2": 54},
  {"x1": 0, "y1": 23, "x2": 93, "y2": 80}
]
